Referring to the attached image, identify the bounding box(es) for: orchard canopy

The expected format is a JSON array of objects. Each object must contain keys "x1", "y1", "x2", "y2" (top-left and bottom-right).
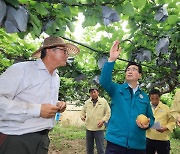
[{"x1": 0, "y1": 0, "x2": 179, "y2": 103}]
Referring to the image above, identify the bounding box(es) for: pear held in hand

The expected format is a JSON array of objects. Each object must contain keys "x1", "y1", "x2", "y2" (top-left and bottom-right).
[{"x1": 137, "y1": 114, "x2": 148, "y2": 125}]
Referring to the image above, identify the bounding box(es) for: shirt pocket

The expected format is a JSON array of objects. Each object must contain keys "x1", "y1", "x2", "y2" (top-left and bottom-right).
[
  {"x1": 96, "y1": 104, "x2": 104, "y2": 114},
  {"x1": 136, "y1": 98, "x2": 148, "y2": 114}
]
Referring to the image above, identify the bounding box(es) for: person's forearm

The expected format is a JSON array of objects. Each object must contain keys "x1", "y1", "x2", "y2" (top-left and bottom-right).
[
  {"x1": 102, "y1": 110, "x2": 111, "y2": 122},
  {"x1": 0, "y1": 96, "x2": 40, "y2": 122},
  {"x1": 99, "y1": 62, "x2": 115, "y2": 92}
]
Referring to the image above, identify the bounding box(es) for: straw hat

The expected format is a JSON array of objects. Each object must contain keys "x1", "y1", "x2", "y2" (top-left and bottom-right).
[{"x1": 32, "y1": 36, "x2": 80, "y2": 57}]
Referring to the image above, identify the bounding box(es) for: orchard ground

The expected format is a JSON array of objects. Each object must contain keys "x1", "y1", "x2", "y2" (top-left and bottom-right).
[{"x1": 48, "y1": 124, "x2": 180, "y2": 154}]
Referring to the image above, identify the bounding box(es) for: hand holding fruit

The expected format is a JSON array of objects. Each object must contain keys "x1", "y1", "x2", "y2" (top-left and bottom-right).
[{"x1": 136, "y1": 114, "x2": 150, "y2": 129}]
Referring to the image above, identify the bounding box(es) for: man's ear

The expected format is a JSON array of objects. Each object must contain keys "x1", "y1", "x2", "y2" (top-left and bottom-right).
[
  {"x1": 46, "y1": 48, "x2": 53, "y2": 56},
  {"x1": 138, "y1": 73, "x2": 142, "y2": 80}
]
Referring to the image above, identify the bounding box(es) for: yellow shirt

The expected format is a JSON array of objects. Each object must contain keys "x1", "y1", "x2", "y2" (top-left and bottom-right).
[
  {"x1": 146, "y1": 101, "x2": 176, "y2": 141},
  {"x1": 170, "y1": 90, "x2": 180, "y2": 119},
  {"x1": 80, "y1": 97, "x2": 111, "y2": 131}
]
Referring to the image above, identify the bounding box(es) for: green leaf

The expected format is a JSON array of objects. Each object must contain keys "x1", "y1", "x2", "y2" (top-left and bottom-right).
[
  {"x1": 31, "y1": 23, "x2": 41, "y2": 36},
  {"x1": 114, "y1": 5, "x2": 122, "y2": 14},
  {"x1": 122, "y1": 2, "x2": 134, "y2": 16},
  {"x1": 132, "y1": 0, "x2": 146, "y2": 8},
  {"x1": 52, "y1": 22, "x2": 59, "y2": 33},
  {"x1": 69, "y1": 7, "x2": 79, "y2": 16},
  {"x1": 5, "y1": 0, "x2": 19, "y2": 7},
  {"x1": 156, "y1": 0, "x2": 166, "y2": 4},
  {"x1": 101, "y1": 0, "x2": 110, "y2": 2},
  {"x1": 86, "y1": 0, "x2": 93, "y2": 3},
  {"x1": 63, "y1": 0, "x2": 77, "y2": 5},
  {"x1": 18, "y1": 0, "x2": 29, "y2": 4},
  {"x1": 29, "y1": 13, "x2": 41, "y2": 26},
  {"x1": 168, "y1": 2, "x2": 177, "y2": 8},
  {"x1": 167, "y1": 15, "x2": 178, "y2": 25},
  {"x1": 82, "y1": 17, "x2": 98, "y2": 28},
  {"x1": 56, "y1": 6, "x2": 71, "y2": 18},
  {"x1": 163, "y1": 24, "x2": 171, "y2": 31},
  {"x1": 34, "y1": 3, "x2": 48, "y2": 16},
  {"x1": 114, "y1": 29, "x2": 124, "y2": 40},
  {"x1": 17, "y1": 32, "x2": 26, "y2": 39},
  {"x1": 66, "y1": 20, "x2": 75, "y2": 32},
  {"x1": 164, "y1": 0, "x2": 173, "y2": 2},
  {"x1": 54, "y1": 30, "x2": 65, "y2": 37}
]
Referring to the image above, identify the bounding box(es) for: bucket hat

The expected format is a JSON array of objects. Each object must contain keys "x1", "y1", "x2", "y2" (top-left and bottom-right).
[{"x1": 32, "y1": 36, "x2": 80, "y2": 57}]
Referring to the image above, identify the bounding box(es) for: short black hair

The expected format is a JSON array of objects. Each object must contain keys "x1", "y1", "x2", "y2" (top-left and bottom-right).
[
  {"x1": 125, "y1": 61, "x2": 142, "y2": 73},
  {"x1": 40, "y1": 48, "x2": 47, "y2": 59},
  {"x1": 89, "y1": 87, "x2": 98, "y2": 93},
  {"x1": 149, "y1": 88, "x2": 161, "y2": 97}
]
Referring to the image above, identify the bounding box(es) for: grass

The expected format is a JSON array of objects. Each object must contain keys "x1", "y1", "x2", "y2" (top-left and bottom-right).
[
  {"x1": 49, "y1": 124, "x2": 180, "y2": 153},
  {"x1": 170, "y1": 138, "x2": 180, "y2": 154},
  {"x1": 49, "y1": 124, "x2": 86, "y2": 150},
  {"x1": 50, "y1": 124, "x2": 85, "y2": 140}
]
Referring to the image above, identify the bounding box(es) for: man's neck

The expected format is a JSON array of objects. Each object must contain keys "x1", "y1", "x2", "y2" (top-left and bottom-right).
[
  {"x1": 42, "y1": 58, "x2": 56, "y2": 75},
  {"x1": 91, "y1": 97, "x2": 98, "y2": 101},
  {"x1": 151, "y1": 103, "x2": 158, "y2": 109},
  {"x1": 127, "y1": 81, "x2": 138, "y2": 89},
  {"x1": 91, "y1": 97, "x2": 98, "y2": 106}
]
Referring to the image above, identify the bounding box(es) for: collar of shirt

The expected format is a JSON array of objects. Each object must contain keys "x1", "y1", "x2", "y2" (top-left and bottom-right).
[
  {"x1": 91, "y1": 97, "x2": 98, "y2": 106},
  {"x1": 37, "y1": 59, "x2": 59, "y2": 76},
  {"x1": 151, "y1": 101, "x2": 164, "y2": 110},
  {"x1": 151, "y1": 104, "x2": 158, "y2": 110},
  {"x1": 128, "y1": 84, "x2": 139, "y2": 94}
]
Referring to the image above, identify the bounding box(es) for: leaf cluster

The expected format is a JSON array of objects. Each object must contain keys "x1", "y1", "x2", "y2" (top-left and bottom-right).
[{"x1": 0, "y1": 0, "x2": 179, "y2": 104}]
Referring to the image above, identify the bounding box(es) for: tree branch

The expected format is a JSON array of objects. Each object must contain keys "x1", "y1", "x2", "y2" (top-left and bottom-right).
[{"x1": 37, "y1": 0, "x2": 125, "y2": 6}]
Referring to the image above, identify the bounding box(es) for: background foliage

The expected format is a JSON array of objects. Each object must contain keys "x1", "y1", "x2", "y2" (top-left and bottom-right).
[{"x1": 0, "y1": 0, "x2": 179, "y2": 105}]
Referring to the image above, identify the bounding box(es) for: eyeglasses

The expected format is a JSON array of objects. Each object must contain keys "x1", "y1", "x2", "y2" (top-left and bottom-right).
[
  {"x1": 126, "y1": 68, "x2": 139, "y2": 72},
  {"x1": 54, "y1": 47, "x2": 69, "y2": 55}
]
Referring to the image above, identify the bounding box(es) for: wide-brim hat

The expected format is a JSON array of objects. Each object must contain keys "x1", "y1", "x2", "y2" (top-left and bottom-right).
[{"x1": 32, "y1": 36, "x2": 80, "y2": 58}]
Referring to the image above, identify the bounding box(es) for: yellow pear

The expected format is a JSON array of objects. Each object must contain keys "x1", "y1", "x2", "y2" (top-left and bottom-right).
[{"x1": 137, "y1": 114, "x2": 148, "y2": 125}]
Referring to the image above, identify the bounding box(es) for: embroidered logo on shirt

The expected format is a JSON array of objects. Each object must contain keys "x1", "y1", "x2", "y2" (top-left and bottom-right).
[{"x1": 139, "y1": 94, "x2": 143, "y2": 99}]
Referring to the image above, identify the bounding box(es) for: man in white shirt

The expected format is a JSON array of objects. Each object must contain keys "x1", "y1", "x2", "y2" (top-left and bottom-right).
[{"x1": 0, "y1": 36, "x2": 79, "y2": 154}]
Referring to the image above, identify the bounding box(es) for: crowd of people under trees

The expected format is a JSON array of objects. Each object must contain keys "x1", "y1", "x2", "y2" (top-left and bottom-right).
[{"x1": 0, "y1": 36, "x2": 179, "y2": 154}]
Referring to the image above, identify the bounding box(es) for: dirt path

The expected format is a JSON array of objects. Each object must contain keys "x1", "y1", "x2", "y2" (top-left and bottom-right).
[{"x1": 48, "y1": 139, "x2": 86, "y2": 154}]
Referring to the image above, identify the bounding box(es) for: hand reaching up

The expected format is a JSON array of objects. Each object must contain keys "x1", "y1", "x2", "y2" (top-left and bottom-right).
[{"x1": 108, "y1": 40, "x2": 122, "y2": 62}]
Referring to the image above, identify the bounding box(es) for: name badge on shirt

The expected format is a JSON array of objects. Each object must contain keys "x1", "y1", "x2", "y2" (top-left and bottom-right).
[
  {"x1": 158, "y1": 109, "x2": 164, "y2": 112},
  {"x1": 139, "y1": 94, "x2": 143, "y2": 99}
]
